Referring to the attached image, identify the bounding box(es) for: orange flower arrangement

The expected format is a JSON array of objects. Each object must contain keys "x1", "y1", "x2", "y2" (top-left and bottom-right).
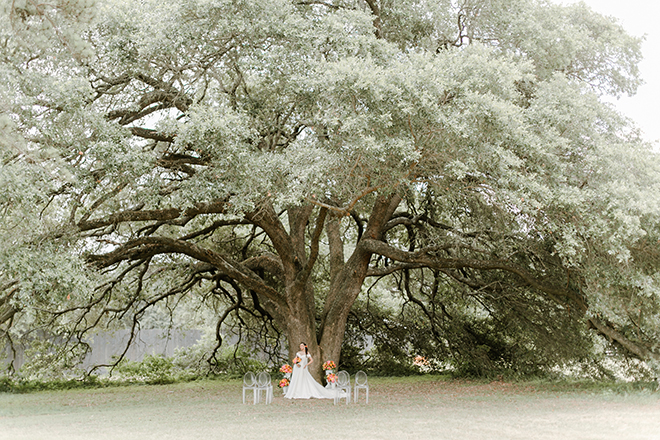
[
  {"x1": 279, "y1": 378, "x2": 290, "y2": 388},
  {"x1": 322, "y1": 360, "x2": 336, "y2": 370},
  {"x1": 326, "y1": 373, "x2": 337, "y2": 383},
  {"x1": 279, "y1": 364, "x2": 292, "y2": 374},
  {"x1": 293, "y1": 356, "x2": 302, "y2": 365}
]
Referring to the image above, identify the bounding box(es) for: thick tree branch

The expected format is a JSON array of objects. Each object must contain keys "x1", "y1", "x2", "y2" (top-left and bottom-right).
[
  {"x1": 78, "y1": 182, "x2": 129, "y2": 226},
  {"x1": 383, "y1": 213, "x2": 455, "y2": 233},
  {"x1": 243, "y1": 253, "x2": 285, "y2": 280},
  {"x1": 370, "y1": 249, "x2": 660, "y2": 363},
  {"x1": 306, "y1": 185, "x2": 387, "y2": 217},
  {"x1": 0, "y1": 304, "x2": 17, "y2": 326},
  {"x1": 245, "y1": 200, "x2": 297, "y2": 280},
  {"x1": 78, "y1": 199, "x2": 228, "y2": 231},
  {"x1": 177, "y1": 218, "x2": 251, "y2": 241},
  {"x1": 288, "y1": 204, "x2": 315, "y2": 263},
  {"x1": 588, "y1": 317, "x2": 660, "y2": 361},
  {"x1": 156, "y1": 153, "x2": 209, "y2": 175},
  {"x1": 359, "y1": 238, "x2": 586, "y2": 310},
  {"x1": 364, "y1": 0, "x2": 382, "y2": 39},
  {"x1": 297, "y1": 1, "x2": 341, "y2": 9},
  {"x1": 0, "y1": 279, "x2": 19, "y2": 296},
  {"x1": 319, "y1": 193, "x2": 402, "y2": 349},
  {"x1": 102, "y1": 72, "x2": 192, "y2": 125},
  {"x1": 366, "y1": 262, "x2": 425, "y2": 277},
  {"x1": 301, "y1": 207, "x2": 327, "y2": 280},
  {"x1": 0, "y1": 283, "x2": 19, "y2": 326},
  {"x1": 88, "y1": 237, "x2": 286, "y2": 307},
  {"x1": 326, "y1": 214, "x2": 344, "y2": 284},
  {"x1": 129, "y1": 127, "x2": 175, "y2": 142}
]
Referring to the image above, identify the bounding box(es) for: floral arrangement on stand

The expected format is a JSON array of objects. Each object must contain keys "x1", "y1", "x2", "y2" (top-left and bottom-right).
[
  {"x1": 279, "y1": 363, "x2": 293, "y2": 395},
  {"x1": 322, "y1": 360, "x2": 336, "y2": 370},
  {"x1": 326, "y1": 373, "x2": 337, "y2": 386},
  {"x1": 279, "y1": 364, "x2": 292, "y2": 377},
  {"x1": 322, "y1": 360, "x2": 336, "y2": 375}
]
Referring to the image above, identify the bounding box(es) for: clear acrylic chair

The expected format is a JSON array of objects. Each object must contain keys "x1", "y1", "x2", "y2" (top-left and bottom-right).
[
  {"x1": 242, "y1": 372, "x2": 258, "y2": 404},
  {"x1": 255, "y1": 371, "x2": 273, "y2": 404},
  {"x1": 334, "y1": 370, "x2": 351, "y2": 405},
  {"x1": 354, "y1": 370, "x2": 369, "y2": 403}
]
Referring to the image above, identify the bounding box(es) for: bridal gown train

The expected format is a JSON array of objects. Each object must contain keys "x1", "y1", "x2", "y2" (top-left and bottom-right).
[{"x1": 283, "y1": 352, "x2": 336, "y2": 399}]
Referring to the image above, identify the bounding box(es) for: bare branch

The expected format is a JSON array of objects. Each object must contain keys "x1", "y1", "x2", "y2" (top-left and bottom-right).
[
  {"x1": 359, "y1": 238, "x2": 586, "y2": 311},
  {"x1": 297, "y1": 1, "x2": 342, "y2": 9},
  {"x1": 129, "y1": 127, "x2": 175, "y2": 142},
  {"x1": 78, "y1": 199, "x2": 228, "y2": 231},
  {"x1": 366, "y1": 262, "x2": 425, "y2": 277},
  {"x1": 87, "y1": 237, "x2": 286, "y2": 307}
]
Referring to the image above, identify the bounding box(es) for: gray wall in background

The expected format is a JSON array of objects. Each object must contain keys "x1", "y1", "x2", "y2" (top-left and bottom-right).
[
  {"x1": 2, "y1": 328, "x2": 203, "y2": 373},
  {"x1": 82, "y1": 328, "x2": 203, "y2": 367}
]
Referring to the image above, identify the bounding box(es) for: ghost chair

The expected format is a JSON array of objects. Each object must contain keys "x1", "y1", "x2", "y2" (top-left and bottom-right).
[
  {"x1": 242, "y1": 372, "x2": 258, "y2": 404},
  {"x1": 255, "y1": 371, "x2": 273, "y2": 404},
  {"x1": 354, "y1": 370, "x2": 369, "y2": 404},
  {"x1": 334, "y1": 370, "x2": 351, "y2": 405}
]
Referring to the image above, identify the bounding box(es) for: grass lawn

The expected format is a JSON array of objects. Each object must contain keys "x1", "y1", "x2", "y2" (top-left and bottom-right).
[{"x1": 1, "y1": 376, "x2": 659, "y2": 439}]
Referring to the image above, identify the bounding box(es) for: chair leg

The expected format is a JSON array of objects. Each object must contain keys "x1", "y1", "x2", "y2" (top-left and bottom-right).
[{"x1": 353, "y1": 386, "x2": 368, "y2": 403}]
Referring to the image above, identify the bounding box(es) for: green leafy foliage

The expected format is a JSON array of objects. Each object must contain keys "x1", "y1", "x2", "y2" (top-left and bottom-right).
[
  {"x1": 113, "y1": 354, "x2": 177, "y2": 384},
  {"x1": 112, "y1": 342, "x2": 269, "y2": 384},
  {"x1": 2, "y1": 0, "x2": 660, "y2": 381}
]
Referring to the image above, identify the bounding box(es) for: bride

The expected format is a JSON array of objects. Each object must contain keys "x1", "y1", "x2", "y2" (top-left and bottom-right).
[{"x1": 284, "y1": 343, "x2": 336, "y2": 399}]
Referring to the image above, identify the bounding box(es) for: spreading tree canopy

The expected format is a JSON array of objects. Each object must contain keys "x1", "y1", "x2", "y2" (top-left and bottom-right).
[{"x1": 1, "y1": 0, "x2": 659, "y2": 378}]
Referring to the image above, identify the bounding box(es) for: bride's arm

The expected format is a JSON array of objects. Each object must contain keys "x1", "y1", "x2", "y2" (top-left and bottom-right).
[{"x1": 305, "y1": 354, "x2": 313, "y2": 368}]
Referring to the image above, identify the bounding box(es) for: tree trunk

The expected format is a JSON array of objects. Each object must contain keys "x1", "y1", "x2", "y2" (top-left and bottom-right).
[
  {"x1": 248, "y1": 195, "x2": 401, "y2": 380},
  {"x1": 283, "y1": 293, "x2": 323, "y2": 379},
  {"x1": 318, "y1": 193, "x2": 402, "y2": 371}
]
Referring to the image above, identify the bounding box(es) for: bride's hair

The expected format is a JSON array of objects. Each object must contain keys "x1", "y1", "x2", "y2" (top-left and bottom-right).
[{"x1": 301, "y1": 342, "x2": 308, "y2": 355}]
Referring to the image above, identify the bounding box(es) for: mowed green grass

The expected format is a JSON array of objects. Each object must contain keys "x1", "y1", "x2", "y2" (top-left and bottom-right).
[{"x1": 1, "y1": 376, "x2": 659, "y2": 440}]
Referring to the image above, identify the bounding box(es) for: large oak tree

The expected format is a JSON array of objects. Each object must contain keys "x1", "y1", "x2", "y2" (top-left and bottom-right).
[{"x1": 2, "y1": 0, "x2": 659, "y2": 378}]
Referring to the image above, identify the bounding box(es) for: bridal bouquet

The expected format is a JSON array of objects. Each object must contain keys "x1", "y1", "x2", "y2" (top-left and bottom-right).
[
  {"x1": 293, "y1": 356, "x2": 302, "y2": 365},
  {"x1": 326, "y1": 373, "x2": 337, "y2": 384},
  {"x1": 279, "y1": 364, "x2": 292, "y2": 374},
  {"x1": 322, "y1": 360, "x2": 336, "y2": 370},
  {"x1": 279, "y1": 378, "x2": 290, "y2": 388}
]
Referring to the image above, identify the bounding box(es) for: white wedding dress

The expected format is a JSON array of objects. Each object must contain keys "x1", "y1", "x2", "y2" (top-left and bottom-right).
[{"x1": 284, "y1": 352, "x2": 336, "y2": 399}]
